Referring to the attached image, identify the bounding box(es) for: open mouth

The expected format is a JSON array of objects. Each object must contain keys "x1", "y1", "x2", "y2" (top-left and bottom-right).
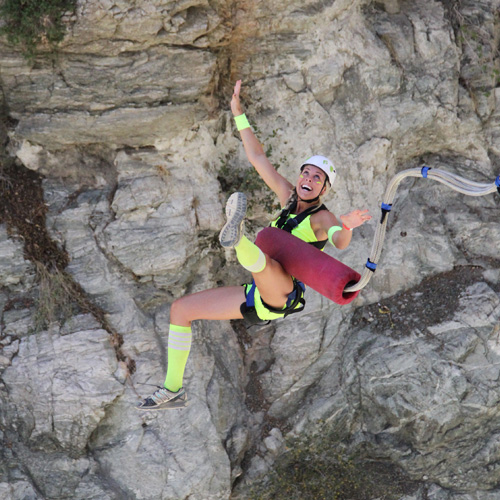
[{"x1": 301, "y1": 184, "x2": 312, "y2": 192}]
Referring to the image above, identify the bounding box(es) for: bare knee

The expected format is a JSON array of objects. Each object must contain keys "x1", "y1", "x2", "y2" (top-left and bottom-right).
[{"x1": 170, "y1": 297, "x2": 192, "y2": 326}]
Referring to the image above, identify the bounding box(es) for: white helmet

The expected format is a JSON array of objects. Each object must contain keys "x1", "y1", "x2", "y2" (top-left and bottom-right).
[{"x1": 300, "y1": 155, "x2": 336, "y2": 186}]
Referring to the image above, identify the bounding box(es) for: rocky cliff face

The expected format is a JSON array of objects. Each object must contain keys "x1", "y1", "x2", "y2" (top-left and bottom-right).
[{"x1": 0, "y1": 0, "x2": 499, "y2": 499}]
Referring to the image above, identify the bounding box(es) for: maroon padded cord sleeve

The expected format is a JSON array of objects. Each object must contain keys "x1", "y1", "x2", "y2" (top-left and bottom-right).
[{"x1": 255, "y1": 227, "x2": 361, "y2": 305}]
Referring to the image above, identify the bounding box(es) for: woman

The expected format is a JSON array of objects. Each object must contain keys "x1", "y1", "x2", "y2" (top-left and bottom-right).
[{"x1": 137, "y1": 80, "x2": 371, "y2": 410}]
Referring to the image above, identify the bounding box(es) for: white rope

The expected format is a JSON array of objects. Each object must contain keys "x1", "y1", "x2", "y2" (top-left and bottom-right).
[{"x1": 344, "y1": 166, "x2": 500, "y2": 293}]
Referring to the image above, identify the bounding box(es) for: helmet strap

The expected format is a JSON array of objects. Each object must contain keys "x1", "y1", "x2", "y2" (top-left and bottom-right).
[{"x1": 298, "y1": 194, "x2": 321, "y2": 203}]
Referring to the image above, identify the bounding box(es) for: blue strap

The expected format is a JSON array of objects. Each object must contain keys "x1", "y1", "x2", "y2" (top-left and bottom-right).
[
  {"x1": 246, "y1": 280, "x2": 257, "y2": 308},
  {"x1": 496, "y1": 175, "x2": 500, "y2": 194},
  {"x1": 380, "y1": 202, "x2": 392, "y2": 224},
  {"x1": 421, "y1": 166, "x2": 431, "y2": 178},
  {"x1": 366, "y1": 259, "x2": 377, "y2": 272}
]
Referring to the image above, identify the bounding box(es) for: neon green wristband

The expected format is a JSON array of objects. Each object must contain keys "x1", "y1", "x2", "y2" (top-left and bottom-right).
[
  {"x1": 327, "y1": 226, "x2": 342, "y2": 247},
  {"x1": 234, "y1": 113, "x2": 251, "y2": 131}
]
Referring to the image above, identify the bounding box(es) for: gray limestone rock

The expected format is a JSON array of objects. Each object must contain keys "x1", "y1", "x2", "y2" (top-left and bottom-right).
[
  {"x1": 0, "y1": 0, "x2": 499, "y2": 498},
  {"x1": 2, "y1": 323, "x2": 124, "y2": 455},
  {"x1": 0, "y1": 226, "x2": 34, "y2": 289}
]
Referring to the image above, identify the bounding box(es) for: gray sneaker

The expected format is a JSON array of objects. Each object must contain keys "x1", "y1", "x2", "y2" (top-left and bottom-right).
[
  {"x1": 219, "y1": 192, "x2": 247, "y2": 248},
  {"x1": 136, "y1": 387, "x2": 187, "y2": 411}
]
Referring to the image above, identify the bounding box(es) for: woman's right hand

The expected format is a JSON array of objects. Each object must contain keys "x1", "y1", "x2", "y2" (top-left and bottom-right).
[{"x1": 231, "y1": 80, "x2": 244, "y2": 116}]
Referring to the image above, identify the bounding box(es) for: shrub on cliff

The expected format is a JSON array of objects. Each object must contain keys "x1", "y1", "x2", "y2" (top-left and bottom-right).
[{"x1": 0, "y1": 0, "x2": 76, "y2": 59}]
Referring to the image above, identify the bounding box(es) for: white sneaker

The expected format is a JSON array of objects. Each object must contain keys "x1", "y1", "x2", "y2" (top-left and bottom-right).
[
  {"x1": 219, "y1": 192, "x2": 247, "y2": 248},
  {"x1": 136, "y1": 387, "x2": 187, "y2": 410}
]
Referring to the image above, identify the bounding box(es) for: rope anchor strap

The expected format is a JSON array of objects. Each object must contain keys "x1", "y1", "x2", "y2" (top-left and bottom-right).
[
  {"x1": 380, "y1": 203, "x2": 392, "y2": 224},
  {"x1": 421, "y1": 166, "x2": 431, "y2": 178},
  {"x1": 343, "y1": 166, "x2": 499, "y2": 295}
]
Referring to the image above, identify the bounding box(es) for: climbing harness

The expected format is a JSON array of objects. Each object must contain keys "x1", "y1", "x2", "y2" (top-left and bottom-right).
[
  {"x1": 344, "y1": 166, "x2": 500, "y2": 294},
  {"x1": 240, "y1": 277, "x2": 306, "y2": 325},
  {"x1": 241, "y1": 201, "x2": 329, "y2": 323},
  {"x1": 273, "y1": 200, "x2": 328, "y2": 249}
]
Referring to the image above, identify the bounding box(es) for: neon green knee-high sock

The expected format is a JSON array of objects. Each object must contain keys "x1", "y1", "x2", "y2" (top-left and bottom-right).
[
  {"x1": 164, "y1": 324, "x2": 192, "y2": 392},
  {"x1": 234, "y1": 235, "x2": 266, "y2": 273}
]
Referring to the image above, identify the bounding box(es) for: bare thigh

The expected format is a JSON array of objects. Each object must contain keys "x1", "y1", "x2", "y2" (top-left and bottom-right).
[
  {"x1": 252, "y1": 254, "x2": 295, "y2": 309},
  {"x1": 170, "y1": 286, "x2": 245, "y2": 327}
]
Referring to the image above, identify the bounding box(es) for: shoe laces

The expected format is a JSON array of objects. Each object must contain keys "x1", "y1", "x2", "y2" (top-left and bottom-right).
[{"x1": 151, "y1": 387, "x2": 172, "y2": 404}]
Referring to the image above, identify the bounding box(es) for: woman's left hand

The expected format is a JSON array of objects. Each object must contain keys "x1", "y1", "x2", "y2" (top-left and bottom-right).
[{"x1": 340, "y1": 209, "x2": 372, "y2": 230}]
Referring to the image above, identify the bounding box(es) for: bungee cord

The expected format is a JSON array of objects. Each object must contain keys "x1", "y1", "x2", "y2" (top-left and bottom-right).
[{"x1": 344, "y1": 167, "x2": 500, "y2": 294}]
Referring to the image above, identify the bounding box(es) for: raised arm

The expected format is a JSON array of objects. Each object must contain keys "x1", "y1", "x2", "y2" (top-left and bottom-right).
[{"x1": 231, "y1": 80, "x2": 292, "y2": 206}]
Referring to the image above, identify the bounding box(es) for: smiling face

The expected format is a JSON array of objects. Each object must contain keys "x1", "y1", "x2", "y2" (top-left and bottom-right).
[{"x1": 296, "y1": 164, "x2": 328, "y2": 201}]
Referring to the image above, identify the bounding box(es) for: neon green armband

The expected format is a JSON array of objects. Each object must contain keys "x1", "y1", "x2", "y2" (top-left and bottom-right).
[
  {"x1": 327, "y1": 226, "x2": 342, "y2": 247},
  {"x1": 234, "y1": 113, "x2": 251, "y2": 131}
]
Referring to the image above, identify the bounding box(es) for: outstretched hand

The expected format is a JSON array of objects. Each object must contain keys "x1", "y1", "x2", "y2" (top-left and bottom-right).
[
  {"x1": 340, "y1": 209, "x2": 372, "y2": 230},
  {"x1": 231, "y1": 80, "x2": 243, "y2": 116}
]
